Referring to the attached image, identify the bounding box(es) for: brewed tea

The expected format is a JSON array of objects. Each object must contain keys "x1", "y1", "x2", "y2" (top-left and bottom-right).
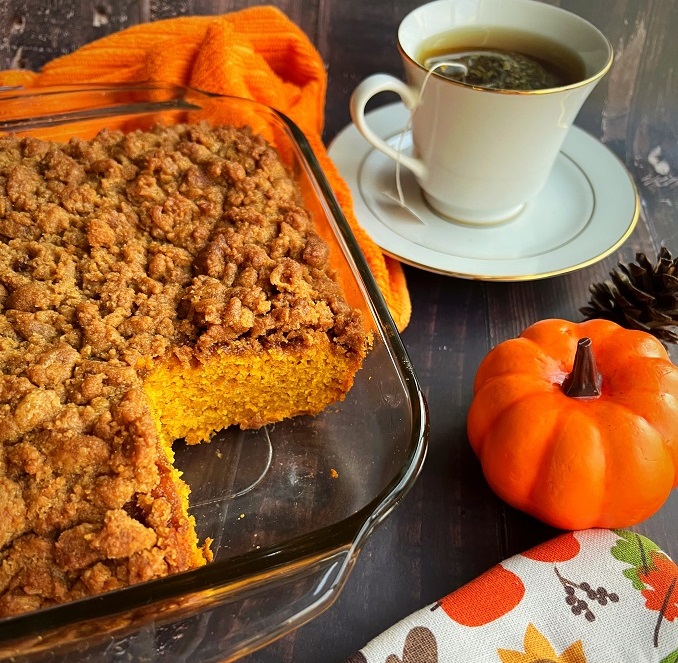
[{"x1": 417, "y1": 26, "x2": 586, "y2": 91}]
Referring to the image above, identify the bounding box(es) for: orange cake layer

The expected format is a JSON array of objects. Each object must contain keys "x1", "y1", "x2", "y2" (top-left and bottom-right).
[{"x1": 0, "y1": 122, "x2": 369, "y2": 617}]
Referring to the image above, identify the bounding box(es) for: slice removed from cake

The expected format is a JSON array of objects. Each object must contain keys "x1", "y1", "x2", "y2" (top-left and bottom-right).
[{"x1": 0, "y1": 120, "x2": 370, "y2": 617}]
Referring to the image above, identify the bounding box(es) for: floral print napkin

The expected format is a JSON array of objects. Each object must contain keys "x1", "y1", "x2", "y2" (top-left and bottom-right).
[{"x1": 345, "y1": 529, "x2": 678, "y2": 662}]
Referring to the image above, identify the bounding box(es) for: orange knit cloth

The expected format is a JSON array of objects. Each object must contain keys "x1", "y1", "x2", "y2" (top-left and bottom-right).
[{"x1": 0, "y1": 6, "x2": 411, "y2": 330}]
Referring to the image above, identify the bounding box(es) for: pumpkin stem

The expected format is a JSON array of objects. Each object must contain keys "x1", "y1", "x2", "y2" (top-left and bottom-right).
[{"x1": 562, "y1": 337, "x2": 602, "y2": 398}]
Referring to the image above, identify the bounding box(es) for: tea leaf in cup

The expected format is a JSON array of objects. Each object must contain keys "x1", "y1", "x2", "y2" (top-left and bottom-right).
[{"x1": 424, "y1": 49, "x2": 561, "y2": 90}]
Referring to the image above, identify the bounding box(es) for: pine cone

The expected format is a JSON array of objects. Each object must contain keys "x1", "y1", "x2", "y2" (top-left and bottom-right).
[{"x1": 580, "y1": 247, "x2": 678, "y2": 343}]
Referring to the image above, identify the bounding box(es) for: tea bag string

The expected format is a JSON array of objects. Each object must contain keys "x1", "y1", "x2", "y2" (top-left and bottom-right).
[{"x1": 393, "y1": 61, "x2": 467, "y2": 209}]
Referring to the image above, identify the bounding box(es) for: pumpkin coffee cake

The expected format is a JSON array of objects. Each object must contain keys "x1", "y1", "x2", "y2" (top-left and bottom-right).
[{"x1": 0, "y1": 122, "x2": 369, "y2": 617}]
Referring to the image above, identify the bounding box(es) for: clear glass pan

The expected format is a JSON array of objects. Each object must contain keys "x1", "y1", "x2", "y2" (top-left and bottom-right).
[{"x1": 0, "y1": 84, "x2": 428, "y2": 662}]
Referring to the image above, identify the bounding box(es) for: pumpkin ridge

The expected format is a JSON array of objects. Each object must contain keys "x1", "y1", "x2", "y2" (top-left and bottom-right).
[
  {"x1": 472, "y1": 337, "x2": 558, "y2": 393},
  {"x1": 587, "y1": 400, "x2": 675, "y2": 525},
  {"x1": 607, "y1": 323, "x2": 670, "y2": 358},
  {"x1": 601, "y1": 392, "x2": 678, "y2": 436},
  {"x1": 527, "y1": 406, "x2": 606, "y2": 529},
  {"x1": 468, "y1": 375, "x2": 557, "y2": 456},
  {"x1": 594, "y1": 365, "x2": 678, "y2": 479},
  {"x1": 479, "y1": 393, "x2": 562, "y2": 511}
]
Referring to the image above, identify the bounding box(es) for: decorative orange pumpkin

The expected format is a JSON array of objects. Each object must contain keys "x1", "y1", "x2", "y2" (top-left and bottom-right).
[{"x1": 467, "y1": 318, "x2": 678, "y2": 530}]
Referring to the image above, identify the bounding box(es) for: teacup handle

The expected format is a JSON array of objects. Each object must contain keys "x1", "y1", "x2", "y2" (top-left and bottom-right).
[{"x1": 350, "y1": 74, "x2": 427, "y2": 180}]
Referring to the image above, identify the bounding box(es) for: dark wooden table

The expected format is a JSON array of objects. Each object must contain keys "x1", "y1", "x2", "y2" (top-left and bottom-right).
[{"x1": 4, "y1": 1, "x2": 676, "y2": 661}]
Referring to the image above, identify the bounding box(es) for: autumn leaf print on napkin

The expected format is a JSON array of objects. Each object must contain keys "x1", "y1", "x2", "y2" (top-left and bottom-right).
[
  {"x1": 497, "y1": 623, "x2": 586, "y2": 663},
  {"x1": 612, "y1": 530, "x2": 678, "y2": 651}
]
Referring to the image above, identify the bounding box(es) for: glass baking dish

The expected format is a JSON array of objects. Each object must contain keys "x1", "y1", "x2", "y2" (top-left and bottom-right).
[{"x1": 0, "y1": 85, "x2": 428, "y2": 661}]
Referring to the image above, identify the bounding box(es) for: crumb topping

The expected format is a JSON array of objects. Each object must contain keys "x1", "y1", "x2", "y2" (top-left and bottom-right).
[{"x1": 0, "y1": 122, "x2": 365, "y2": 616}]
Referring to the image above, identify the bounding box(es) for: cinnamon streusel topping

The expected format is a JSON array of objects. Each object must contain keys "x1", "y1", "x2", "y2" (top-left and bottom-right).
[{"x1": 0, "y1": 122, "x2": 365, "y2": 616}]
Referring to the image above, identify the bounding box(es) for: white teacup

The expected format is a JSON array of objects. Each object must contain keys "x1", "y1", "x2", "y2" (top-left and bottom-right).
[{"x1": 350, "y1": 0, "x2": 613, "y2": 225}]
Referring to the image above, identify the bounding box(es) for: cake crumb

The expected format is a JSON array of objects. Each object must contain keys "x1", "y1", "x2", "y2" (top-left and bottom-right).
[{"x1": 330, "y1": 468, "x2": 339, "y2": 479}]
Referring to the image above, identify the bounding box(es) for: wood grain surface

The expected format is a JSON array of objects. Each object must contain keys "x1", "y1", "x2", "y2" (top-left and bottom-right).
[{"x1": 0, "y1": 1, "x2": 675, "y2": 661}]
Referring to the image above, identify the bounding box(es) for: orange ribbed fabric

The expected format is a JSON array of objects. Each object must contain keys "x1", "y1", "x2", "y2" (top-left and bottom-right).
[{"x1": 0, "y1": 6, "x2": 411, "y2": 330}]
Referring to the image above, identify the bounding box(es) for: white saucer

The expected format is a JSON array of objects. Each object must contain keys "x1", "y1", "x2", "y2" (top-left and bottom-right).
[{"x1": 328, "y1": 102, "x2": 639, "y2": 280}]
